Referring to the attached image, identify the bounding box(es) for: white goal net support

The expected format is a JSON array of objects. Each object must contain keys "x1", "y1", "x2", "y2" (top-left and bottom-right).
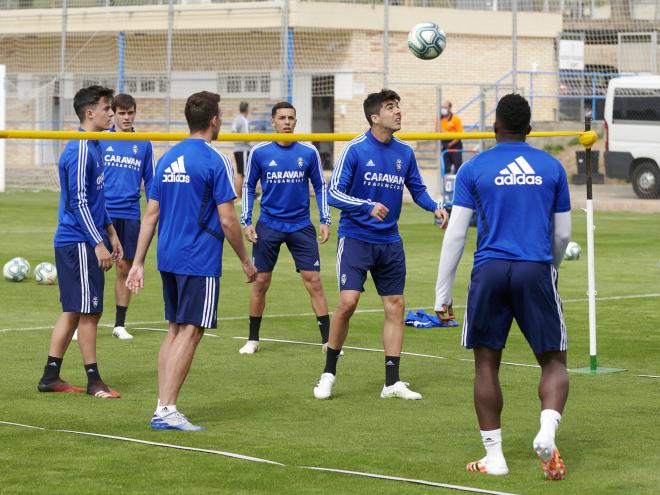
[{"x1": 0, "y1": 0, "x2": 658, "y2": 189}]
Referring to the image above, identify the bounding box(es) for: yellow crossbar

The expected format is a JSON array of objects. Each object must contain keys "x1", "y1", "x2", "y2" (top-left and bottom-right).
[{"x1": 0, "y1": 130, "x2": 597, "y2": 148}]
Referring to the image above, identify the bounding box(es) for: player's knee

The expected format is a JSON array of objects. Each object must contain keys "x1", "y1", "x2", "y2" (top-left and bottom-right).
[
  {"x1": 117, "y1": 259, "x2": 132, "y2": 277},
  {"x1": 383, "y1": 296, "x2": 405, "y2": 316},
  {"x1": 254, "y1": 274, "x2": 271, "y2": 294},
  {"x1": 336, "y1": 296, "x2": 359, "y2": 317}
]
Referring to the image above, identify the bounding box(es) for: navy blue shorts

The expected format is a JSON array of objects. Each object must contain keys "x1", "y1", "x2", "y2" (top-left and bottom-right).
[
  {"x1": 461, "y1": 260, "x2": 567, "y2": 354},
  {"x1": 336, "y1": 237, "x2": 406, "y2": 296},
  {"x1": 111, "y1": 217, "x2": 140, "y2": 260},
  {"x1": 160, "y1": 272, "x2": 220, "y2": 329},
  {"x1": 55, "y1": 242, "x2": 106, "y2": 314},
  {"x1": 253, "y1": 222, "x2": 320, "y2": 273}
]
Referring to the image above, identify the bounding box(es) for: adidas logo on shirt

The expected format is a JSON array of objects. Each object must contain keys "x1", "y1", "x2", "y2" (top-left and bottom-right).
[
  {"x1": 268, "y1": 160, "x2": 278, "y2": 167},
  {"x1": 162, "y1": 156, "x2": 191, "y2": 183},
  {"x1": 366, "y1": 160, "x2": 376, "y2": 167},
  {"x1": 494, "y1": 156, "x2": 543, "y2": 186},
  {"x1": 105, "y1": 145, "x2": 114, "y2": 152}
]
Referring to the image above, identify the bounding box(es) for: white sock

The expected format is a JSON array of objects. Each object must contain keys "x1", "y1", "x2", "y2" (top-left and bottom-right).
[
  {"x1": 157, "y1": 404, "x2": 177, "y2": 417},
  {"x1": 157, "y1": 398, "x2": 161, "y2": 408},
  {"x1": 534, "y1": 409, "x2": 561, "y2": 459},
  {"x1": 480, "y1": 429, "x2": 506, "y2": 466}
]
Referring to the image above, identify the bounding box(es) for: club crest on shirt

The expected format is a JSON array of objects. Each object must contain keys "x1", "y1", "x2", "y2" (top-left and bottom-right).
[
  {"x1": 297, "y1": 157, "x2": 304, "y2": 168},
  {"x1": 132, "y1": 145, "x2": 138, "y2": 155},
  {"x1": 395, "y1": 159, "x2": 402, "y2": 172},
  {"x1": 341, "y1": 274, "x2": 347, "y2": 286}
]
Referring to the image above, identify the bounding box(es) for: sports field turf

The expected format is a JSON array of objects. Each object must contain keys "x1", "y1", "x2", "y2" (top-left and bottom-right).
[{"x1": 1, "y1": 190, "x2": 659, "y2": 494}]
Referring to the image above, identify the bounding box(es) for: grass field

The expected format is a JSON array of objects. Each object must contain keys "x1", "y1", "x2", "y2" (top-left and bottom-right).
[{"x1": 1, "y1": 190, "x2": 659, "y2": 495}]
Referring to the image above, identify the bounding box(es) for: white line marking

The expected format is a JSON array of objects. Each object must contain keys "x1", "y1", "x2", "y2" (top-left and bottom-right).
[
  {"x1": 2, "y1": 292, "x2": 660, "y2": 334},
  {"x1": 301, "y1": 466, "x2": 521, "y2": 495},
  {"x1": 0, "y1": 421, "x2": 45, "y2": 430},
  {"x1": 636, "y1": 374, "x2": 660, "y2": 379},
  {"x1": 133, "y1": 327, "x2": 219, "y2": 338}
]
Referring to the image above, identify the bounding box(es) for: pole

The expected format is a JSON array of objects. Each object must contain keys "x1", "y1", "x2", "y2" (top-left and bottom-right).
[
  {"x1": 165, "y1": 0, "x2": 173, "y2": 132},
  {"x1": 584, "y1": 115, "x2": 598, "y2": 372},
  {"x1": 511, "y1": 0, "x2": 518, "y2": 93},
  {"x1": 118, "y1": 32, "x2": 125, "y2": 93},
  {"x1": 281, "y1": 0, "x2": 289, "y2": 101},
  {"x1": 59, "y1": 0, "x2": 67, "y2": 131},
  {"x1": 0, "y1": 65, "x2": 5, "y2": 193},
  {"x1": 287, "y1": 27, "x2": 294, "y2": 104},
  {"x1": 436, "y1": 85, "x2": 443, "y2": 198},
  {"x1": 383, "y1": 0, "x2": 389, "y2": 88}
]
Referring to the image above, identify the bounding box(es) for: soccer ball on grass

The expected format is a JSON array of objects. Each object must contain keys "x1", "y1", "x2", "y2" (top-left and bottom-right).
[
  {"x1": 407, "y1": 22, "x2": 447, "y2": 60},
  {"x1": 3, "y1": 257, "x2": 31, "y2": 282},
  {"x1": 34, "y1": 262, "x2": 58, "y2": 285},
  {"x1": 564, "y1": 241, "x2": 582, "y2": 261}
]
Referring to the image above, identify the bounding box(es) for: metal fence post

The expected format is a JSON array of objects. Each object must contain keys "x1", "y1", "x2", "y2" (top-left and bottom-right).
[
  {"x1": 59, "y1": 0, "x2": 67, "y2": 132},
  {"x1": 511, "y1": 0, "x2": 518, "y2": 93},
  {"x1": 165, "y1": 0, "x2": 173, "y2": 132},
  {"x1": 383, "y1": 0, "x2": 389, "y2": 88}
]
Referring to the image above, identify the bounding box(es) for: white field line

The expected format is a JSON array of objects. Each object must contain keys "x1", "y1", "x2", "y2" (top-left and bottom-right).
[
  {"x1": 133, "y1": 327, "x2": 219, "y2": 338},
  {"x1": 3, "y1": 292, "x2": 660, "y2": 335},
  {"x1": 636, "y1": 374, "x2": 660, "y2": 379},
  {"x1": 300, "y1": 466, "x2": 521, "y2": 495},
  {"x1": 0, "y1": 420, "x2": 521, "y2": 494}
]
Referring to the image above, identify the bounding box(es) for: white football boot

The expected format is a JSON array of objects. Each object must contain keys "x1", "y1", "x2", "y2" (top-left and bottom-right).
[
  {"x1": 380, "y1": 381, "x2": 422, "y2": 400},
  {"x1": 239, "y1": 340, "x2": 260, "y2": 354},
  {"x1": 313, "y1": 373, "x2": 336, "y2": 400},
  {"x1": 112, "y1": 326, "x2": 134, "y2": 340}
]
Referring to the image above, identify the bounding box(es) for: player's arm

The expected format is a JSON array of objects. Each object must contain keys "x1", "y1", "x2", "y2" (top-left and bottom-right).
[
  {"x1": 218, "y1": 201, "x2": 256, "y2": 283},
  {"x1": 404, "y1": 153, "x2": 449, "y2": 227},
  {"x1": 105, "y1": 222, "x2": 123, "y2": 262},
  {"x1": 552, "y1": 165, "x2": 572, "y2": 268},
  {"x1": 327, "y1": 147, "x2": 375, "y2": 215},
  {"x1": 308, "y1": 146, "x2": 331, "y2": 243},
  {"x1": 126, "y1": 198, "x2": 160, "y2": 294},
  {"x1": 142, "y1": 142, "x2": 155, "y2": 201},
  {"x1": 241, "y1": 148, "x2": 260, "y2": 243},
  {"x1": 66, "y1": 143, "x2": 112, "y2": 269}
]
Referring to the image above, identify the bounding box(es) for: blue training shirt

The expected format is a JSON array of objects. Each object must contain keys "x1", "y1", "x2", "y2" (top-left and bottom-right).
[
  {"x1": 150, "y1": 138, "x2": 236, "y2": 277},
  {"x1": 100, "y1": 126, "x2": 155, "y2": 220},
  {"x1": 328, "y1": 130, "x2": 442, "y2": 244},
  {"x1": 54, "y1": 130, "x2": 112, "y2": 248},
  {"x1": 452, "y1": 141, "x2": 571, "y2": 267},
  {"x1": 241, "y1": 141, "x2": 330, "y2": 232}
]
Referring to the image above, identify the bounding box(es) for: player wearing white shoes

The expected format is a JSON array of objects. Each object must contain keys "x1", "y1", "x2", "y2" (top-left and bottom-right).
[
  {"x1": 239, "y1": 102, "x2": 331, "y2": 355},
  {"x1": 99, "y1": 93, "x2": 155, "y2": 341},
  {"x1": 126, "y1": 91, "x2": 257, "y2": 431},
  {"x1": 434, "y1": 94, "x2": 571, "y2": 479},
  {"x1": 313, "y1": 89, "x2": 449, "y2": 401}
]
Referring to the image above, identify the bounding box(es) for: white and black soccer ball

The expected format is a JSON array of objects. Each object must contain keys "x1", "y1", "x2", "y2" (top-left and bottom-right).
[
  {"x1": 34, "y1": 262, "x2": 58, "y2": 285},
  {"x1": 407, "y1": 22, "x2": 447, "y2": 60},
  {"x1": 3, "y1": 257, "x2": 30, "y2": 282},
  {"x1": 564, "y1": 241, "x2": 582, "y2": 261}
]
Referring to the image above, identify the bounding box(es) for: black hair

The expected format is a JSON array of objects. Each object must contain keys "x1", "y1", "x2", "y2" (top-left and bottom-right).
[
  {"x1": 185, "y1": 91, "x2": 221, "y2": 132},
  {"x1": 73, "y1": 85, "x2": 114, "y2": 122},
  {"x1": 363, "y1": 89, "x2": 400, "y2": 126},
  {"x1": 495, "y1": 94, "x2": 531, "y2": 134},
  {"x1": 271, "y1": 101, "x2": 296, "y2": 118},
  {"x1": 112, "y1": 93, "x2": 136, "y2": 112},
  {"x1": 239, "y1": 101, "x2": 249, "y2": 113}
]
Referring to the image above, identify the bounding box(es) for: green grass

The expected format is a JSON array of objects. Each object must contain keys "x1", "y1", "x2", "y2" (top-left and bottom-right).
[{"x1": 1, "y1": 191, "x2": 659, "y2": 495}]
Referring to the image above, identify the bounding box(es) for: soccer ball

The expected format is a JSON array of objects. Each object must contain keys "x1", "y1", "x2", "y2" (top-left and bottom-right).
[
  {"x1": 564, "y1": 241, "x2": 582, "y2": 261},
  {"x1": 3, "y1": 257, "x2": 31, "y2": 282},
  {"x1": 34, "y1": 262, "x2": 58, "y2": 285},
  {"x1": 407, "y1": 22, "x2": 447, "y2": 60}
]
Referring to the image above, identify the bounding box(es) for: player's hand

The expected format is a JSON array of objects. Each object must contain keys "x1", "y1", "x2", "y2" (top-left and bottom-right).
[
  {"x1": 125, "y1": 264, "x2": 145, "y2": 295},
  {"x1": 318, "y1": 224, "x2": 330, "y2": 244},
  {"x1": 108, "y1": 233, "x2": 123, "y2": 262},
  {"x1": 244, "y1": 225, "x2": 258, "y2": 244},
  {"x1": 434, "y1": 208, "x2": 449, "y2": 229},
  {"x1": 370, "y1": 203, "x2": 389, "y2": 222},
  {"x1": 94, "y1": 243, "x2": 113, "y2": 271},
  {"x1": 436, "y1": 303, "x2": 455, "y2": 322},
  {"x1": 242, "y1": 258, "x2": 257, "y2": 283}
]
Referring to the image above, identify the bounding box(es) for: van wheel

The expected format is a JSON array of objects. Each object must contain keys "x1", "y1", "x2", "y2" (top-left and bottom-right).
[{"x1": 632, "y1": 161, "x2": 660, "y2": 199}]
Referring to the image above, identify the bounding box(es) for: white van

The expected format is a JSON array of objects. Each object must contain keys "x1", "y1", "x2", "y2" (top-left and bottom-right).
[{"x1": 603, "y1": 75, "x2": 660, "y2": 199}]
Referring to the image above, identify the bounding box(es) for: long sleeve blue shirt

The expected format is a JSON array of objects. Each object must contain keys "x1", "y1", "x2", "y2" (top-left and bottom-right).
[
  {"x1": 328, "y1": 130, "x2": 442, "y2": 244},
  {"x1": 54, "y1": 131, "x2": 111, "y2": 247},
  {"x1": 241, "y1": 141, "x2": 331, "y2": 232},
  {"x1": 99, "y1": 126, "x2": 155, "y2": 220}
]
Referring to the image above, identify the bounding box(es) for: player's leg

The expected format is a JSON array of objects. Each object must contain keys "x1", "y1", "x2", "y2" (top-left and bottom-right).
[
  {"x1": 158, "y1": 321, "x2": 179, "y2": 407},
  {"x1": 314, "y1": 237, "x2": 369, "y2": 400},
  {"x1": 112, "y1": 218, "x2": 140, "y2": 340},
  {"x1": 38, "y1": 312, "x2": 84, "y2": 393},
  {"x1": 287, "y1": 225, "x2": 330, "y2": 346},
  {"x1": 512, "y1": 262, "x2": 569, "y2": 479},
  {"x1": 463, "y1": 260, "x2": 512, "y2": 475},
  {"x1": 77, "y1": 312, "x2": 120, "y2": 398},
  {"x1": 240, "y1": 222, "x2": 283, "y2": 354},
  {"x1": 159, "y1": 323, "x2": 204, "y2": 406},
  {"x1": 233, "y1": 151, "x2": 245, "y2": 199}
]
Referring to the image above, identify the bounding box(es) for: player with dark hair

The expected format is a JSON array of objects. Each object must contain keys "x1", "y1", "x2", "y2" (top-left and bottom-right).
[
  {"x1": 37, "y1": 85, "x2": 123, "y2": 399},
  {"x1": 95, "y1": 93, "x2": 155, "y2": 340},
  {"x1": 313, "y1": 89, "x2": 449, "y2": 400},
  {"x1": 239, "y1": 101, "x2": 331, "y2": 354},
  {"x1": 126, "y1": 91, "x2": 257, "y2": 430},
  {"x1": 232, "y1": 101, "x2": 251, "y2": 198},
  {"x1": 434, "y1": 93, "x2": 571, "y2": 479}
]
